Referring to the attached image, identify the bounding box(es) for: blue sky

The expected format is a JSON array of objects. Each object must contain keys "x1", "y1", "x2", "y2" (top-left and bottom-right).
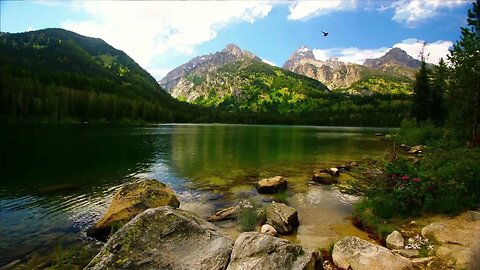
[{"x1": 1, "y1": 1, "x2": 473, "y2": 80}]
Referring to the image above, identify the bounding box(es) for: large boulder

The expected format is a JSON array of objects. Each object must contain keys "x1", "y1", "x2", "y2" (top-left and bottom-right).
[
  {"x1": 226, "y1": 232, "x2": 320, "y2": 270},
  {"x1": 266, "y1": 202, "x2": 299, "y2": 234},
  {"x1": 332, "y1": 236, "x2": 413, "y2": 270},
  {"x1": 386, "y1": 230, "x2": 405, "y2": 250},
  {"x1": 257, "y1": 176, "x2": 287, "y2": 194},
  {"x1": 88, "y1": 179, "x2": 180, "y2": 240},
  {"x1": 85, "y1": 207, "x2": 234, "y2": 270}
]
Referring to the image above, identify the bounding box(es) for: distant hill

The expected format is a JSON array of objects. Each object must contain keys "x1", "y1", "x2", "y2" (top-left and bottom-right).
[
  {"x1": 282, "y1": 46, "x2": 416, "y2": 95},
  {"x1": 159, "y1": 44, "x2": 330, "y2": 114},
  {"x1": 0, "y1": 28, "x2": 207, "y2": 122}
]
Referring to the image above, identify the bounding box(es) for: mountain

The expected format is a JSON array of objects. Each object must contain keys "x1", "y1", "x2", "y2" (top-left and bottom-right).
[
  {"x1": 0, "y1": 28, "x2": 206, "y2": 122},
  {"x1": 159, "y1": 44, "x2": 329, "y2": 114},
  {"x1": 364, "y1": 47, "x2": 422, "y2": 69},
  {"x1": 282, "y1": 46, "x2": 416, "y2": 94}
]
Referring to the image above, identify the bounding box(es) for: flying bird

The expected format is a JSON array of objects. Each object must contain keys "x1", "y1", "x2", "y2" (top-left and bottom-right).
[{"x1": 321, "y1": 31, "x2": 329, "y2": 37}]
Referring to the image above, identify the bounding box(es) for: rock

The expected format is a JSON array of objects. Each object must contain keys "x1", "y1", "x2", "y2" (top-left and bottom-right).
[
  {"x1": 408, "y1": 145, "x2": 426, "y2": 154},
  {"x1": 207, "y1": 206, "x2": 239, "y2": 222},
  {"x1": 421, "y1": 223, "x2": 446, "y2": 239},
  {"x1": 226, "y1": 232, "x2": 320, "y2": 270},
  {"x1": 386, "y1": 230, "x2": 405, "y2": 250},
  {"x1": 468, "y1": 210, "x2": 480, "y2": 221},
  {"x1": 374, "y1": 132, "x2": 384, "y2": 136},
  {"x1": 261, "y1": 224, "x2": 277, "y2": 236},
  {"x1": 392, "y1": 249, "x2": 419, "y2": 258},
  {"x1": 311, "y1": 172, "x2": 337, "y2": 185},
  {"x1": 326, "y1": 167, "x2": 340, "y2": 177},
  {"x1": 332, "y1": 236, "x2": 414, "y2": 270},
  {"x1": 257, "y1": 176, "x2": 287, "y2": 194},
  {"x1": 410, "y1": 256, "x2": 435, "y2": 265},
  {"x1": 85, "y1": 207, "x2": 234, "y2": 270},
  {"x1": 88, "y1": 179, "x2": 180, "y2": 240},
  {"x1": 345, "y1": 161, "x2": 358, "y2": 170},
  {"x1": 399, "y1": 144, "x2": 411, "y2": 151},
  {"x1": 266, "y1": 202, "x2": 299, "y2": 234}
]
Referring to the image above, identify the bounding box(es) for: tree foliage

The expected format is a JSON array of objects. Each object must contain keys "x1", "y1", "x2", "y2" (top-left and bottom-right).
[{"x1": 447, "y1": 0, "x2": 480, "y2": 146}]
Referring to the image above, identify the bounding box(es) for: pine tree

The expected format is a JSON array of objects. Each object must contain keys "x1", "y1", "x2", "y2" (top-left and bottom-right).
[
  {"x1": 411, "y1": 57, "x2": 431, "y2": 122},
  {"x1": 430, "y1": 58, "x2": 448, "y2": 126},
  {"x1": 448, "y1": 0, "x2": 480, "y2": 147}
]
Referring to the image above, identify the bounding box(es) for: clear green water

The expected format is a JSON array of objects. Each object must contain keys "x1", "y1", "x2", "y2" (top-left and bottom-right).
[{"x1": 0, "y1": 124, "x2": 392, "y2": 265}]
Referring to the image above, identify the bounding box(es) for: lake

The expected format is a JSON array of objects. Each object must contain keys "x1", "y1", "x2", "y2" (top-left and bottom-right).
[{"x1": 0, "y1": 124, "x2": 392, "y2": 265}]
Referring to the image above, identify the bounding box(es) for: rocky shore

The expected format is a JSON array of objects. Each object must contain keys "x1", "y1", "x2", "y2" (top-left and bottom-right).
[{"x1": 81, "y1": 178, "x2": 479, "y2": 270}]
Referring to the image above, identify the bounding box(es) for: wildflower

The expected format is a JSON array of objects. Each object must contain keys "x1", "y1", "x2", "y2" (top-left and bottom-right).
[
  {"x1": 399, "y1": 184, "x2": 405, "y2": 188},
  {"x1": 412, "y1": 177, "x2": 420, "y2": 182},
  {"x1": 401, "y1": 175, "x2": 409, "y2": 181}
]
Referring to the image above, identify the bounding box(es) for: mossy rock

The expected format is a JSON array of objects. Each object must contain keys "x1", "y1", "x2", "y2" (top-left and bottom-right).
[
  {"x1": 88, "y1": 179, "x2": 180, "y2": 240},
  {"x1": 85, "y1": 207, "x2": 234, "y2": 270}
]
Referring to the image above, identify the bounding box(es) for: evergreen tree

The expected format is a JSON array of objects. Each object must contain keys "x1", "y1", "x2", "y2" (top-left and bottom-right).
[
  {"x1": 448, "y1": 0, "x2": 480, "y2": 147},
  {"x1": 430, "y1": 58, "x2": 448, "y2": 126},
  {"x1": 411, "y1": 59, "x2": 431, "y2": 122}
]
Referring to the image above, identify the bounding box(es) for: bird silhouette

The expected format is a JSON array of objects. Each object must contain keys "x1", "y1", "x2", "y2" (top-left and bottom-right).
[{"x1": 321, "y1": 31, "x2": 329, "y2": 37}]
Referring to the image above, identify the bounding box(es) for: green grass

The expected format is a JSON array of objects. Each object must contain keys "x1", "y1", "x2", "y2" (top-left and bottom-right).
[{"x1": 237, "y1": 200, "x2": 257, "y2": 231}]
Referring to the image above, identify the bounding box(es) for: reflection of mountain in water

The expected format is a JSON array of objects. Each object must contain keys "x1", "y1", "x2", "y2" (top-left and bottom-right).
[{"x1": 168, "y1": 125, "x2": 389, "y2": 189}]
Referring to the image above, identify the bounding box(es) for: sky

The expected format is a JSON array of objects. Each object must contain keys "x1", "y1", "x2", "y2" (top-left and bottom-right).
[{"x1": 0, "y1": 0, "x2": 474, "y2": 80}]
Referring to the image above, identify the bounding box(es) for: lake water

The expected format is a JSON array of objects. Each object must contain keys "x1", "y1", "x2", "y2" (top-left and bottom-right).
[{"x1": 0, "y1": 124, "x2": 392, "y2": 265}]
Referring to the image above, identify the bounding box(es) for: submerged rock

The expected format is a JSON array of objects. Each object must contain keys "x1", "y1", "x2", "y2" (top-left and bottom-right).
[
  {"x1": 207, "y1": 206, "x2": 239, "y2": 222},
  {"x1": 226, "y1": 232, "x2": 320, "y2": 270},
  {"x1": 311, "y1": 172, "x2": 337, "y2": 185},
  {"x1": 332, "y1": 236, "x2": 413, "y2": 270},
  {"x1": 257, "y1": 176, "x2": 287, "y2": 194},
  {"x1": 88, "y1": 179, "x2": 180, "y2": 240},
  {"x1": 266, "y1": 201, "x2": 299, "y2": 234},
  {"x1": 85, "y1": 207, "x2": 234, "y2": 270}
]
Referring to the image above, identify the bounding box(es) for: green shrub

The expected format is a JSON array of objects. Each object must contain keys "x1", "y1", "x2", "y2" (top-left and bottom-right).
[
  {"x1": 395, "y1": 118, "x2": 442, "y2": 145},
  {"x1": 237, "y1": 200, "x2": 257, "y2": 231}
]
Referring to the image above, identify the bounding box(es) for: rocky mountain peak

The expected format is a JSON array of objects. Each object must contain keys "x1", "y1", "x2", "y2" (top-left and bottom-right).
[
  {"x1": 283, "y1": 46, "x2": 316, "y2": 70},
  {"x1": 364, "y1": 47, "x2": 421, "y2": 69},
  {"x1": 222, "y1": 44, "x2": 243, "y2": 56}
]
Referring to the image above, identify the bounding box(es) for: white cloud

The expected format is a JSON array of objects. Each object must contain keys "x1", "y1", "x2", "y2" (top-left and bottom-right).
[
  {"x1": 26, "y1": 26, "x2": 35, "y2": 32},
  {"x1": 313, "y1": 47, "x2": 389, "y2": 64},
  {"x1": 148, "y1": 68, "x2": 176, "y2": 81},
  {"x1": 288, "y1": 0, "x2": 356, "y2": 21},
  {"x1": 262, "y1": 59, "x2": 277, "y2": 67},
  {"x1": 311, "y1": 38, "x2": 451, "y2": 65},
  {"x1": 391, "y1": 0, "x2": 469, "y2": 25},
  {"x1": 393, "y1": 38, "x2": 452, "y2": 64},
  {"x1": 62, "y1": 1, "x2": 272, "y2": 69}
]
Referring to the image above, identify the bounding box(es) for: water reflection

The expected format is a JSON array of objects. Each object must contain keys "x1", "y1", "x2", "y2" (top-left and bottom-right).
[{"x1": 0, "y1": 124, "x2": 390, "y2": 265}]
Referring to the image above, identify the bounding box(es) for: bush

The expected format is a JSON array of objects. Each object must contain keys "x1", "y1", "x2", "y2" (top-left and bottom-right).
[
  {"x1": 237, "y1": 200, "x2": 257, "y2": 231},
  {"x1": 395, "y1": 118, "x2": 442, "y2": 145}
]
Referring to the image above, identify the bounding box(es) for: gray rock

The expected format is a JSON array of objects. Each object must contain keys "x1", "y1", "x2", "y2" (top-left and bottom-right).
[
  {"x1": 260, "y1": 224, "x2": 277, "y2": 236},
  {"x1": 226, "y1": 232, "x2": 320, "y2": 270},
  {"x1": 311, "y1": 172, "x2": 337, "y2": 185},
  {"x1": 326, "y1": 168, "x2": 340, "y2": 177},
  {"x1": 332, "y1": 236, "x2": 414, "y2": 270},
  {"x1": 257, "y1": 176, "x2": 287, "y2": 194},
  {"x1": 468, "y1": 211, "x2": 480, "y2": 221},
  {"x1": 266, "y1": 202, "x2": 299, "y2": 234},
  {"x1": 392, "y1": 249, "x2": 419, "y2": 258},
  {"x1": 386, "y1": 230, "x2": 405, "y2": 250},
  {"x1": 421, "y1": 223, "x2": 446, "y2": 239},
  {"x1": 85, "y1": 207, "x2": 234, "y2": 270}
]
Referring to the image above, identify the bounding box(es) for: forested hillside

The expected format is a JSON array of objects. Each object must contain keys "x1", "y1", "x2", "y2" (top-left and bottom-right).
[{"x1": 0, "y1": 28, "x2": 210, "y2": 123}]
